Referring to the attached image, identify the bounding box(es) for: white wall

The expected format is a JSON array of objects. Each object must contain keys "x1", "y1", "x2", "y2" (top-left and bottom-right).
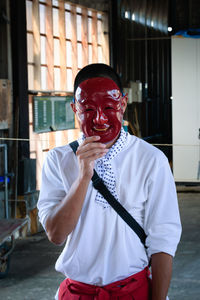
[{"x1": 172, "y1": 37, "x2": 200, "y2": 182}]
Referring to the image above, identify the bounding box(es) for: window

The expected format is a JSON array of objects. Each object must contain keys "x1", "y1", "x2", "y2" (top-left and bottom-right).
[
  {"x1": 26, "y1": 0, "x2": 109, "y2": 92},
  {"x1": 26, "y1": 1, "x2": 109, "y2": 185}
]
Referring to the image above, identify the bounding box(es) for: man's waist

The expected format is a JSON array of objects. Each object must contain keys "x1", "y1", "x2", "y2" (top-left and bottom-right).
[{"x1": 59, "y1": 267, "x2": 151, "y2": 300}]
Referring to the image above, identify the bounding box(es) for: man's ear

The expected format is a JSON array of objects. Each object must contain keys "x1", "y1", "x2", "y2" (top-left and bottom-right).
[
  {"x1": 71, "y1": 102, "x2": 77, "y2": 113},
  {"x1": 121, "y1": 93, "x2": 128, "y2": 113}
]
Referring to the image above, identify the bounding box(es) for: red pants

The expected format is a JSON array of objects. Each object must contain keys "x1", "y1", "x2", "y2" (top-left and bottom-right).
[{"x1": 58, "y1": 267, "x2": 152, "y2": 300}]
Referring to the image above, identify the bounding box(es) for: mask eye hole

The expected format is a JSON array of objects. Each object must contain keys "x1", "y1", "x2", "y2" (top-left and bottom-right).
[
  {"x1": 105, "y1": 107, "x2": 114, "y2": 110},
  {"x1": 85, "y1": 108, "x2": 94, "y2": 112}
]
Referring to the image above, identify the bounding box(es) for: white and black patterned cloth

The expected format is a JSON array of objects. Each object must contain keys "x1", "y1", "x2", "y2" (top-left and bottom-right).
[{"x1": 78, "y1": 128, "x2": 128, "y2": 208}]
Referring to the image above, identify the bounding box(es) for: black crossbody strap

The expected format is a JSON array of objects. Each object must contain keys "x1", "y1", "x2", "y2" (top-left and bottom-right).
[
  {"x1": 69, "y1": 140, "x2": 147, "y2": 246},
  {"x1": 69, "y1": 140, "x2": 80, "y2": 153}
]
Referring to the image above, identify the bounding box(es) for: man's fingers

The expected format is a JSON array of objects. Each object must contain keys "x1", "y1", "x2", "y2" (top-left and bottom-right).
[
  {"x1": 82, "y1": 136, "x2": 100, "y2": 145},
  {"x1": 76, "y1": 136, "x2": 107, "y2": 172},
  {"x1": 77, "y1": 142, "x2": 106, "y2": 154},
  {"x1": 77, "y1": 137, "x2": 106, "y2": 156},
  {"x1": 78, "y1": 148, "x2": 108, "y2": 160},
  {"x1": 76, "y1": 136, "x2": 107, "y2": 179},
  {"x1": 82, "y1": 151, "x2": 108, "y2": 164}
]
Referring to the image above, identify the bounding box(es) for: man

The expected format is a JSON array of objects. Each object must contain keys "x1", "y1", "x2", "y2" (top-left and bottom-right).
[{"x1": 37, "y1": 63, "x2": 182, "y2": 300}]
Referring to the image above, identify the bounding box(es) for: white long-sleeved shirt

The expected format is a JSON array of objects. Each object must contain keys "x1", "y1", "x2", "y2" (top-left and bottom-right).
[{"x1": 37, "y1": 133, "x2": 181, "y2": 286}]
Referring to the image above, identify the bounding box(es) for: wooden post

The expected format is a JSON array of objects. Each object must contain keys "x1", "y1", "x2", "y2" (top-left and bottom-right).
[
  {"x1": 71, "y1": 5, "x2": 78, "y2": 81},
  {"x1": 102, "y1": 13, "x2": 110, "y2": 64},
  {"x1": 46, "y1": 0, "x2": 54, "y2": 90},
  {"x1": 82, "y1": 8, "x2": 88, "y2": 67},
  {"x1": 92, "y1": 11, "x2": 98, "y2": 63},
  {"x1": 59, "y1": 1, "x2": 67, "y2": 91},
  {"x1": 32, "y1": 0, "x2": 41, "y2": 90}
]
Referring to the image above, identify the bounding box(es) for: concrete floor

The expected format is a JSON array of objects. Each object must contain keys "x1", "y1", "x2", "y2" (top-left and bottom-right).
[{"x1": 0, "y1": 192, "x2": 200, "y2": 300}]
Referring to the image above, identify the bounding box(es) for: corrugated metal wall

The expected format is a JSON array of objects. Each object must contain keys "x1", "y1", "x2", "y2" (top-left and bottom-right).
[
  {"x1": 110, "y1": 0, "x2": 200, "y2": 162},
  {"x1": 110, "y1": 0, "x2": 172, "y2": 159}
]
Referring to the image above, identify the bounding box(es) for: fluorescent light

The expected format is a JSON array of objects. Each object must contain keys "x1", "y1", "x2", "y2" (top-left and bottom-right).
[
  {"x1": 168, "y1": 27, "x2": 173, "y2": 32},
  {"x1": 125, "y1": 11, "x2": 129, "y2": 19}
]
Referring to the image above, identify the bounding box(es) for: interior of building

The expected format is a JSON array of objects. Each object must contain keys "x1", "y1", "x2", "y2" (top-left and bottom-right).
[{"x1": 0, "y1": 0, "x2": 200, "y2": 299}]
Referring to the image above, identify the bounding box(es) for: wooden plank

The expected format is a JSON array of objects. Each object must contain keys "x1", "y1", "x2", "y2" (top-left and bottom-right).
[
  {"x1": 101, "y1": 13, "x2": 110, "y2": 64},
  {"x1": 71, "y1": 5, "x2": 78, "y2": 81},
  {"x1": 0, "y1": 0, "x2": 9, "y2": 78},
  {"x1": 0, "y1": 218, "x2": 28, "y2": 245},
  {"x1": 81, "y1": 8, "x2": 88, "y2": 66},
  {"x1": 0, "y1": 80, "x2": 11, "y2": 129},
  {"x1": 59, "y1": 1, "x2": 67, "y2": 90},
  {"x1": 29, "y1": 207, "x2": 38, "y2": 234},
  {"x1": 46, "y1": 0, "x2": 54, "y2": 90},
  {"x1": 32, "y1": 0, "x2": 41, "y2": 90},
  {"x1": 49, "y1": 131, "x2": 56, "y2": 150},
  {"x1": 92, "y1": 11, "x2": 98, "y2": 62}
]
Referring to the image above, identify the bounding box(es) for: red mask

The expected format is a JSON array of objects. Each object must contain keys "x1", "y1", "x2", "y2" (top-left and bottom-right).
[{"x1": 73, "y1": 77, "x2": 127, "y2": 144}]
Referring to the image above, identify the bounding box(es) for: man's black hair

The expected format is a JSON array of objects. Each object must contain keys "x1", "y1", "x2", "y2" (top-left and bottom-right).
[{"x1": 74, "y1": 63, "x2": 123, "y2": 96}]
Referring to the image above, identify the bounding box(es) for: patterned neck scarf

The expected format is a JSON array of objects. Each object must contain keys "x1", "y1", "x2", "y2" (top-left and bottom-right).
[{"x1": 78, "y1": 128, "x2": 128, "y2": 208}]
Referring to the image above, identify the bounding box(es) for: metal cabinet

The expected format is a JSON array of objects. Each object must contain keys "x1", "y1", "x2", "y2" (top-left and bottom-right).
[{"x1": 172, "y1": 37, "x2": 200, "y2": 183}]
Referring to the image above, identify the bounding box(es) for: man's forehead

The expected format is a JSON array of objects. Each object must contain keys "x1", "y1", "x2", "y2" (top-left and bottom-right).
[{"x1": 75, "y1": 77, "x2": 121, "y2": 103}]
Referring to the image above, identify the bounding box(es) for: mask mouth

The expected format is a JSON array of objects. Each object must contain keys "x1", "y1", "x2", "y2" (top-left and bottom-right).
[{"x1": 93, "y1": 125, "x2": 110, "y2": 132}]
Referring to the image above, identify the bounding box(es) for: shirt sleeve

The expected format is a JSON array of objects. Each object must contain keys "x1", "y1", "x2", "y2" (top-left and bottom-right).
[
  {"x1": 144, "y1": 159, "x2": 182, "y2": 258},
  {"x1": 37, "y1": 150, "x2": 66, "y2": 230}
]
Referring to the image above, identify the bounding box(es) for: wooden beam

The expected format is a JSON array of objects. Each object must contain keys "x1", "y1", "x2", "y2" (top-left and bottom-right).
[
  {"x1": 92, "y1": 11, "x2": 98, "y2": 62},
  {"x1": 10, "y1": 0, "x2": 29, "y2": 158},
  {"x1": 71, "y1": 5, "x2": 78, "y2": 81},
  {"x1": 0, "y1": 80, "x2": 11, "y2": 129},
  {"x1": 102, "y1": 13, "x2": 110, "y2": 65},
  {"x1": 32, "y1": 0, "x2": 41, "y2": 90},
  {"x1": 0, "y1": 0, "x2": 9, "y2": 78},
  {"x1": 46, "y1": 0, "x2": 54, "y2": 90},
  {"x1": 59, "y1": 1, "x2": 67, "y2": 91},
  {"x1": 81, "y1": 8, "x2": 88, "y2": 67}
]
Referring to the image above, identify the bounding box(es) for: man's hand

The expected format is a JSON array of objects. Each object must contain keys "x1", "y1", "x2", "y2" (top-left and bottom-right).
[
  {"x1": 151, "y1": 252, "x2": 173, "y2": 300},
  {"x1": 76, "y1": 136, "x2": 108, "y2": 180}
]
